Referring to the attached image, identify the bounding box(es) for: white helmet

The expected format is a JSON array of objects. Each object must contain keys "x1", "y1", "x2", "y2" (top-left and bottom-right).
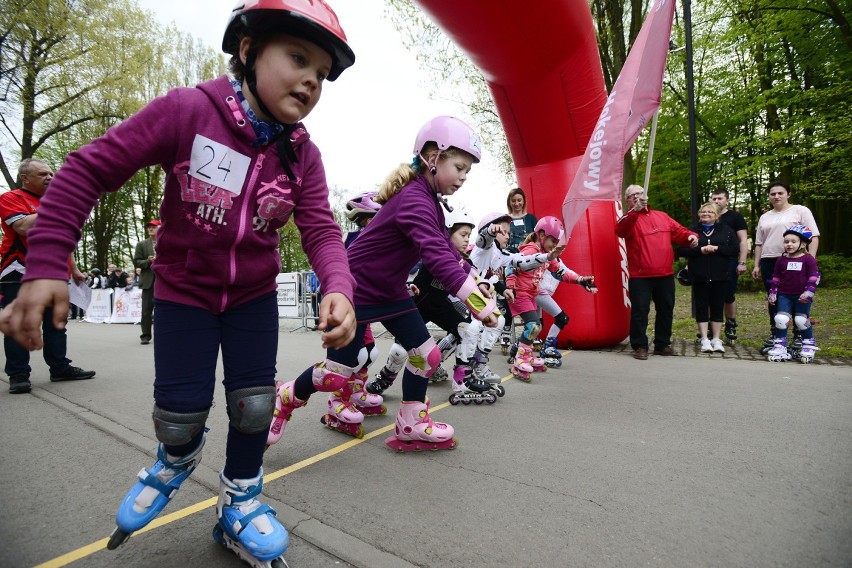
[{"x1": 444, "y1": 209, "x2": 476, "y2": 231}]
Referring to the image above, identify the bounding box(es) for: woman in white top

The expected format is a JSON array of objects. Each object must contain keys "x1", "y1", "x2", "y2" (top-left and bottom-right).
[{"x1": 751, "y1": 181, "x2": 820, "y2": 342}]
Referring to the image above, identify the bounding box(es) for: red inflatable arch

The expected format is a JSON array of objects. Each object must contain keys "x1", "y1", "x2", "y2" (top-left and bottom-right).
[{"x1": 415, "y1": 0, "x2": 631, "y2": 348}]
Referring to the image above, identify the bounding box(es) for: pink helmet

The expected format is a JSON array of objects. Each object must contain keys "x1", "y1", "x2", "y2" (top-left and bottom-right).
[
  {"x1": 477, "y1": 212, "x2": 512, "y2": 232},
  {"x1": 534, "y1": 216, "x2": 565, "y2": 242},
  {"x1": 345, "y1": 191, "x2": 381, "y2": 221},
  {"x1": 413, "y1": 116, "x2": 482, "y2": 163},
  {"x1": 223, "y1": 0, "x2": 355, "y2": 81}
]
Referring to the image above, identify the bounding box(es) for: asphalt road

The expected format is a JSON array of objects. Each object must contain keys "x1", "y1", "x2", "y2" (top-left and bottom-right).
[{"x1": 1, "y1": 321, "x2": 850, "y2": 568}]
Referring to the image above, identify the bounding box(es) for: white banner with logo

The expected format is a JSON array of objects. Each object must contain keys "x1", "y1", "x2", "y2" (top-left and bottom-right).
[
  {"x1": 83, "y1": 288, "x2": 113, "y2": 323},
  {"x1": 110, "y1": 288, "x2": 143, "y2": 324}
]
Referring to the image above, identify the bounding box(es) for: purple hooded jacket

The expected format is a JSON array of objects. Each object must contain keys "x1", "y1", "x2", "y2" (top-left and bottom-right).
[
  {"x1": 24, "y1": 75, "x2": 354, "y2": 313},
  {"x1": 347, "y1": 176, "x2": 475, "y2": 306}
]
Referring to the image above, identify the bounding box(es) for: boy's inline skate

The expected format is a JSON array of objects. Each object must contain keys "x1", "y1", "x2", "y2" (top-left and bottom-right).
[
  {"x1": 322, "y1": 381, "x2": 365, "y2": 438},
  {"x1": 797, "y1": 338, "x2": 819, "y2": 363},
  {"x1": 213, "y1": 469, "x2": 289, "y2": 568},
  {"x1": 349, "y1": 369, "x2": 386, "y2": 416},
  {"x1": 429, "y1": 365, "x2": 449, "y2": 383},
  {"x1": 108, "y1": 435, "x2": 206, "y2": 549},
  {"x1": 472, "y1": 351, "x2": 505, "y2": 397},
  {"x1": 366, "y1": 342, "x2": 407, "y2": 395},
  {"x1": 766, "y1": 337, "x2": 791, "y2": 362},
  {"x1": 385, "y1": 401, "x2": 458, "y2": 452},
  {"x1": 540, "y1": 337, "x2": 563, "y2": 368},
  {"x1": 724, "y1": 318, "x2": 737, "y2": 345},
  {"x1": 499, "y1": 329, "x2": 511, "y2": 354},
  {"x1": 448, "y1": 365, "x2": 497, "y2": 405},
  {"x1": 788, "y1": 333, "x2": 804, "y2": 359},
  {"x1": 760, "y1": 331, "x2": 776, "y2": 355},
  {"x1": 532, "y1": 338, "x2": 543, "y2": 352}
]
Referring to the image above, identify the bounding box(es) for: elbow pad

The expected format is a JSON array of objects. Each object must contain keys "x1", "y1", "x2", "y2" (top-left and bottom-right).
[{"x1": 512, "y1": 253, "x2": 549, "y2": 272}]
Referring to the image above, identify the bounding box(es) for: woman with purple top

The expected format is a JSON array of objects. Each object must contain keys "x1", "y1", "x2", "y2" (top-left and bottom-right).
[{"x1": 266, "y1": 115, "x2": 500, "y2": 452}]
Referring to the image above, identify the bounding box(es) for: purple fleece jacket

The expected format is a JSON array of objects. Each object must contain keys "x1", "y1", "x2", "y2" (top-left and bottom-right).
[
  {"x1": 24, "y1": 75, "x2": 354, "y2": 313},
  {"x1": 347, "y1": 176, "x2": 474, "y2": 306}
]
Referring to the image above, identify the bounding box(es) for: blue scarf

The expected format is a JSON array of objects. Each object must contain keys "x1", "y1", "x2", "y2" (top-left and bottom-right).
[{"x1": 230, "y1": 80, "x2": 286, "y2": 147}]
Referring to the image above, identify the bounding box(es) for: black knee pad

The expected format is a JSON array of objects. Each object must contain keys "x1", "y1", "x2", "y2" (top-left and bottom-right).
[
  {"x1": 554, "y1": 312, "x2": 569, "y2": 329},
  {"x1": 226, "y1": 386, "x2": 276, "y2": 434},
  {"x1": 152, "y1": 405, "x2": 209, "y2": 446}
]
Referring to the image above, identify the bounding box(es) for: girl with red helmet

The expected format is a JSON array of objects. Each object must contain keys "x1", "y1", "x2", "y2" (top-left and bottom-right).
[
  {"x1": 505, "y1": 216, "x2": 597, "y2": 381},
  {"x1": 267, "y1": 115, "x2": 500, "y2": 452},
  {"x1": 0, "y1": 2, "x2": 358, "y2": 566}
]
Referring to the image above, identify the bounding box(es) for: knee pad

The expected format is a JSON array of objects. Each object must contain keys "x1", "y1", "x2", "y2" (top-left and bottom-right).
[
  {"x1": 384, "y1": 343, "x2": 409, "y2": 375},
  {"x1": 774, "y1": 312, "x2": 791, "y2": 330},
  {"x1": 553, "y1": 312, "x2": 569, "y2": 329},
  {"x1": 457, "y1": 320, "x2": 482, "y2": 362},
  {"x1": 225, "y1": 386, "x2": 276, "y2": 434},
  {"x1": 312, "y1": 359, "x2": 356, "y2": 392},
  {"x1": 404, "y1": 337, "x2": 441, "y2": 378},
  {"x1": 794, "y1": 315, "x2": 811, "y2": 331},
  {"x1": 152, "y1": 404, "x2": 209, "y2": 446},
  {"x1": 724, "y1": 293, "x2": 736, "y2": 305},
  {"x1": 522, "y1": 320, "x2": 542, "y2": 342},
  {"x1": 477, "y1": 315, "x2": 504, "y2": 352},
  {"x1": 357, "y1": 343, "x2": 378, "y2": 370}
]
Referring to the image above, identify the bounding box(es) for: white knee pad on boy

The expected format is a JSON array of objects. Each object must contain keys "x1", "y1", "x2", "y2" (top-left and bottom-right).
[
  {"x1": 477, "y1": 314, "x2": 504, "y2": 352},
  {"x1": 457, "y1": 320, "x2": 482, "y2": 363}
]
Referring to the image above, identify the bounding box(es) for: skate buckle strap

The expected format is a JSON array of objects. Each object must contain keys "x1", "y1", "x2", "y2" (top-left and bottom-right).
[
  {"x1": 137, "y1": 467, "x2": 180, "y2": 499},
  {"x1": 231, "y1": 503, "x2": 277, "y2": 536}
]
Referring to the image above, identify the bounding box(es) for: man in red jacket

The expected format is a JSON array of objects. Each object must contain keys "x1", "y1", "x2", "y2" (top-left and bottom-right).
[{"x1": 615, "y1": 185, "x2": 698, "y2": 360}]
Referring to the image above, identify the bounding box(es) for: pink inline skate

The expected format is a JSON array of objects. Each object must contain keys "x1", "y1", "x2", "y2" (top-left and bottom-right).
[
  {"x1": 266, "y1": 380, "x2": 306, "y2": 447},
  {"x1": 385, "y1": 401, "x2": 457, "y2": 452},
  {"x1": 511, "y1": 343, "x2": 544, "y2": 382},
  {"x1": 349, "y1": 368, "x2": 387, "y2": 416},
  {"x1": 323, "y1": 380, "x2": 365, "y2": 438}
]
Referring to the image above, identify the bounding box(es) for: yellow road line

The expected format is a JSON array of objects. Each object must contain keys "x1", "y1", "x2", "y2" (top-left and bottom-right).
[{"x1": 33, "y1": 397, "x2": 459, "y2": 568}]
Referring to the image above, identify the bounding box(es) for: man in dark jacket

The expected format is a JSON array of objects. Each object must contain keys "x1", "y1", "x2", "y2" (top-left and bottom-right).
[{"x1": 133, "y1": 220, "x2": 159, "y2": 345}]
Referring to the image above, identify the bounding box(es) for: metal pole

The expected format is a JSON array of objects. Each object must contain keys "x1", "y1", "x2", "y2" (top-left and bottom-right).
[
  {"x1": 683, "y1": 0, "x2": 699, "y2": 221},
  {"x1": 643, "y1": 109, "x2": 660, "y2": 196}
]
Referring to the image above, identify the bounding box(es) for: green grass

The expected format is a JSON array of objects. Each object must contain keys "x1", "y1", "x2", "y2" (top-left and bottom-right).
[{"x1": 671, "y1": 285, "x2": 852, "y2": 358}]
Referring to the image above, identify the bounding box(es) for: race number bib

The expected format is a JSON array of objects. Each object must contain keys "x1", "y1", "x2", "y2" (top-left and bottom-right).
[
  {"x1": 788, "y1": 262, "x2": 803, "y2": 271},
  {"x1": 189, "y1": 135, "x2": 251, "y2": 195}
]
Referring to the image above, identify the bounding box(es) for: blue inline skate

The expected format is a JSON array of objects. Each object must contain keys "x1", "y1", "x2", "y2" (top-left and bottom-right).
[
  {"x1": 213, "y1": 469, "x2": 290, "y2": 568},
  {"x1": 108, "y1": 437, "x2": 205, "y2": 549}
]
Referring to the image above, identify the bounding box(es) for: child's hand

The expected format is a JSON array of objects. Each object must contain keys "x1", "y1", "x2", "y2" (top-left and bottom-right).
[
  {"x1": 317, "y1": 292, "x2": 356, "y2": 349},
  {"x1": 503, "y1": 289, "x2": 515, "y2": 303},
  {"x1": 408, "y1": 284, "x2": 420, "y2": 296},
  {"x1": 578, "y1": 276, "x2": 598, "y2": 294},
  {"x1": 489, "y1": 223, "x2": 508, "y2": 237},
  {"x1": 482, "y1": 312, "x2": 499, "y2": 327},
  {"x1": 767, "y1": 291, "x2": 777, "y2": 305},
  {"x1": 547, "y1": 244, "x2": 566, "y2": 261},
  {"x1": 799, "y1": 290, "x2": 814, "y2": 303},
  {"x1": 0, "y1": 279, "x2": 69, "y2": 350}
]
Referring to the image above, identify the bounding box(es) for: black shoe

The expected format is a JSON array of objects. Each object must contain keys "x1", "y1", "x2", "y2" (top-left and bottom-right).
[
  {"x1": 49, "y1": 366, "x2": 96, "y2": 382},
  {"x1": 9, "y1": 373, "x2": 32, "y2": 394},
  {"x1": 140, "y1": 337, "x2": 150, "y2": 345}
]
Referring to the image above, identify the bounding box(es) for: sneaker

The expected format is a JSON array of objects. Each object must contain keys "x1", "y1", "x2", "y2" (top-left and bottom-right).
[
  {"x1": 9, "y1": 373, "x2": 32, "y2": 394},
  {"x1": 140, "y1": 338, "x2": 151, "y2": 345},
  {"x1": 49, "y1": 366, "x2": 96, "y2": 382},
  {"x1": 710, "y1": 338, "x2": 725, "y2": 353},
  {"x1": 700, "y1": 338, "x2": 713, "y2": 353}
]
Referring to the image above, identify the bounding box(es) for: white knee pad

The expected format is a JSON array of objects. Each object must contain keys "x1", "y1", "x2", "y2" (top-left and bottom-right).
[
  {"x1": 478, "y1": 314, "x2": 504, "y2": 352},
  {"x1": 456, "y1": 320, "x2": 482, "y2": 363},
  {"x1": 384, "y1": 342, "x2": 408, "y2": 375},
  {"x1": 357, "y1": 343, "x2": 379, "y2": 370},
  {"x1": 794, "y1": 315, "x2": 811, "y2": 331},
  {"x1": 437, "y1": 333, "x2": 458, "y2": 361},
  {"x1": 404, "y1": 337, "x2": 441, "y2": 377},
  {"x1": 774, "y1": 312, "x2": 791, "y2": 330}
]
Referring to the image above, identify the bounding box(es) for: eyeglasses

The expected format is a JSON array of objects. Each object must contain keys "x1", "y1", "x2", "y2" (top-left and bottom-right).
[{"x1": 626, "y1": 193, "x2": 643, "y2": 199}]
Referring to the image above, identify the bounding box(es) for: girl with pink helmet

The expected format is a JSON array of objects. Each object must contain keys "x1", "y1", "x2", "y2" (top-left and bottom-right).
[
  {"x1": 267, "y1": 115, "x2": 500, "y2": 452},
  {"x1": 506, "y1": 216, "x2": 597, "y2": 381}
]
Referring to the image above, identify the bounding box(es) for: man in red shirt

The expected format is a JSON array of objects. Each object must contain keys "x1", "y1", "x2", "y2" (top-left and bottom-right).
[
  {"x1": 0, "y1": 158, "x2": 95, "y2": 393},
  {"x1": 615, "y1": 184, "x2": 698, "y2": 360}
]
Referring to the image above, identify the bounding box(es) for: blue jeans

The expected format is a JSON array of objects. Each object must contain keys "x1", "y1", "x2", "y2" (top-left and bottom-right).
[
  {"x1": 775, "y1": 294, "x2": 813, "y2": 340},
  {"x1": 1, "y1": 281, "x2": 71, "y2": 377}
]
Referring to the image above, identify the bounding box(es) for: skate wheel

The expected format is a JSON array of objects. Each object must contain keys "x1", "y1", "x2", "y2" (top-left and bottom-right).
[
  {"x1": 474, "y1": 398, "x2": 484, "y2": 405},
  {"x1": 272, "y1": 559, "x2": 290, "y2": 568},
  {"x1": 449, "y1": 394, "x2": 460, "y2": 406},
  {"x1": 107, "y1": 527, "x2": 131, "y2": 550},
  {"x1": 501, "y1": 346, "x2": 508, "y2": 354},
  {"x1": 495, "y1": 385, "x2": 506, "y2": 397},
  {"x1": 462, "y1": 399, "x2": 472, "y2": 405},
  {"x1": 486, "y1": 394, "x2": 497, "y2": 404}
]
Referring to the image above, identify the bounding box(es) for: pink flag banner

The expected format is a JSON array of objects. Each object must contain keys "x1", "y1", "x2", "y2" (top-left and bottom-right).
[{"x1": 561, "y1": 0, "x2": 676, "y2": 240}]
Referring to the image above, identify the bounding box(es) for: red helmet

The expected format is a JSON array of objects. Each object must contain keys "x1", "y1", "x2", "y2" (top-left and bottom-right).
[{"x1": 223, "y1": 0, "x2": 355, "y2": 81}]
